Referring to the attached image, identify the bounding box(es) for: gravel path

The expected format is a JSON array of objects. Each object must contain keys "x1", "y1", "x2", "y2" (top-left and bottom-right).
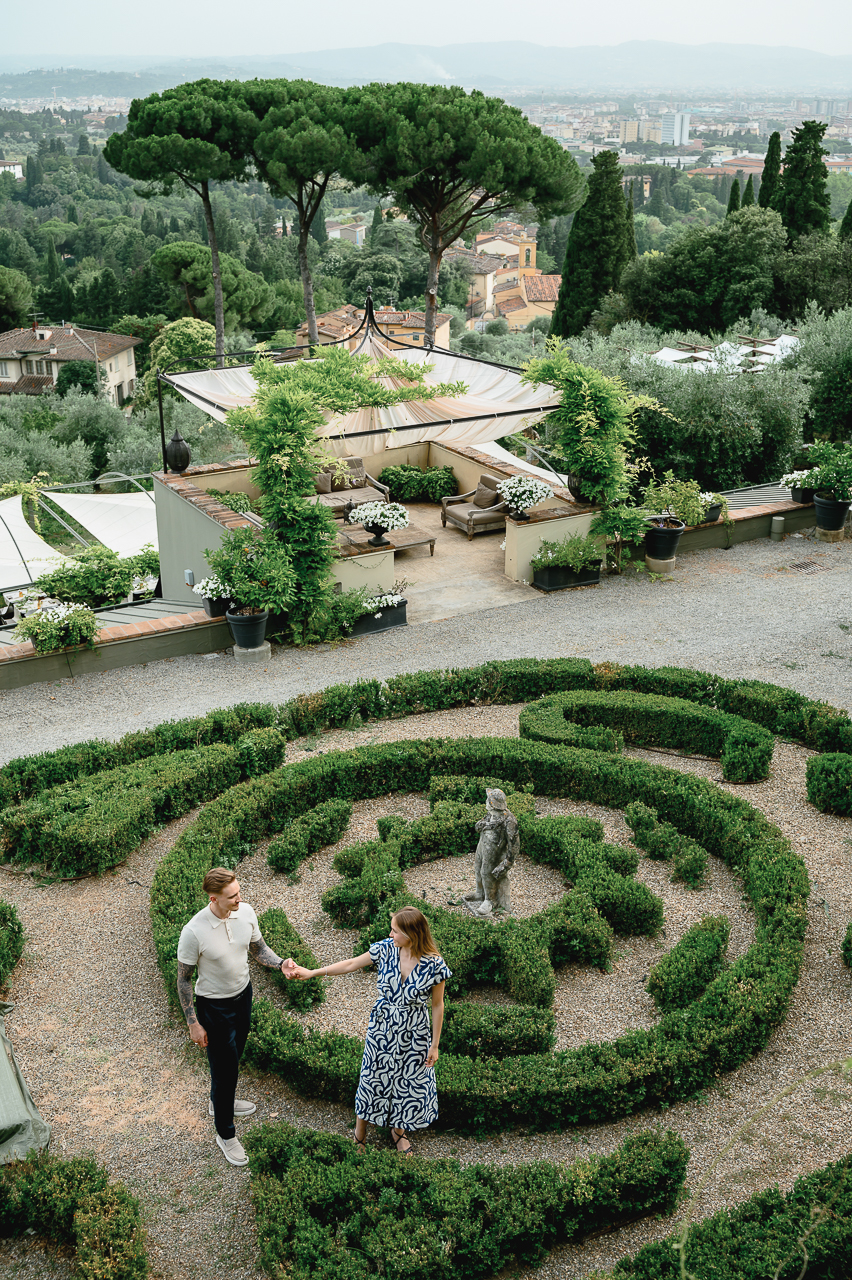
[
  {"x1": 1, "y1": 697, "x2": 851, "y2": 1279},
  {"x1": 1, "y1": 532, "x2": 851, "y2": 765}
]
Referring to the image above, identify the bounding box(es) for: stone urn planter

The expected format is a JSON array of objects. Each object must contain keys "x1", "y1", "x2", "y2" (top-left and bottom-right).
[
  {"x1": 532, "y1": 562, "x2": 602, "y2": 592},
  {"x1": 350, "y1": 599, "x2": 408, "y2": 636},
  {"x1": 226, "y1": 609, "x2": 269, "y2": 650}
]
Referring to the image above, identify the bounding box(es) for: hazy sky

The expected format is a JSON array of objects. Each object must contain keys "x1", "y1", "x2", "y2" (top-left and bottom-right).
[{"x1": 5, "y1": 0, "x2": 852, "y2": 60}]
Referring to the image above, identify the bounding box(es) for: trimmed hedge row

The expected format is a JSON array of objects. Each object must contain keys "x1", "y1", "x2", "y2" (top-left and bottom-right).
[
  {"x1": 625, "y1": 801, "x2": 709, "y2": 889},
  {"x1": 6, "y1": 657, "x2": 851, "y2": 808},
  {"x1": 247, "y1": 1122, "x2": 689, "y2": 1280},
  {"x1": 266, "y1": 798, "x2": 353, "y2": 873},
  {"x1": 646, "y1": 916, "x2": 730, "y2": 1013},
  {"x1": 441, "y1": 1001, "x2": 556, "y2": 1059},
  {"x1": 842, "y1": 921, "x2": 852, "y2": 970},
  {"x1": 0, "y1": 1153, "x2": 148, "y2": 1280},
  {"x1": 376, "y1": 462, "x2": 457, "y2": 504},
  {"x1": 0, "y1": 728, "x2": 287, "y2": 878},
  {"x1": 521, "y1": 689, "x2": 775, "y2": 783},
  {"x1": 0, "y1": 899, "x2": 24, "y2": 985},
  {"x1": 256, "y1": 907, "x2": 324, "y2": 1011},
  {"x1": 150, "y1": 731, "x2": 809, "y2": 1134},
  {"x1": 610, "y1": 1154, "x2": 852, "y2": 1279},
  {"x1": 807, "y1": 752, "x2": 852, "y2": 815}
]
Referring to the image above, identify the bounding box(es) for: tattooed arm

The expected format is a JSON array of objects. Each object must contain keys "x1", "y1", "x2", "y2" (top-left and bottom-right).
[
  {"x1": 177, "y1": 961, "x2": 207, "y2": 1047},
  {"x1": 249, "y1": 936, "x2": 286, "y2": 971}
]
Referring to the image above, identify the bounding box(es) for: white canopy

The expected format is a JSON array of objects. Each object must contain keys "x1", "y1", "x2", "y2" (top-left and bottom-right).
[
  {"x1": 647, "y1": 334, "x2": 800, "y2": 374},
  {"x1": 0, "y1": 495, "x2": 70, "y2": 592},
  {"x1": 45, "y1": 491, "x2": 158, "y2": 559},
  {"x1": 163, "y1": 334, "x2": 561, "y2": 458}
]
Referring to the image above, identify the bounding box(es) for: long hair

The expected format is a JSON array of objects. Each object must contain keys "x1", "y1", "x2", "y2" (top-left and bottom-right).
[{"x1": 392, "y1": 906, "x2": 440, "y2": 960}]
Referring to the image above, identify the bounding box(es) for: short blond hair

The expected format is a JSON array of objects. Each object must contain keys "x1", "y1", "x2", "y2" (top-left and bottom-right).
[{"x1": 202, "y1": 867, "x2": 237, "y2": 896}]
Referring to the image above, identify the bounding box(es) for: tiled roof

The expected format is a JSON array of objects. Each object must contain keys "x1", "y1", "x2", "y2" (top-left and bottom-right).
[
  {"x1": 0, "y1": 374, "x2": 54, "y2": 396},
  {"x1": 524, "y1": 275, "x2": 562, "y2": 302},
  {"x1": 0, "y1": 326, "x2": 140, "y2": 361},
  {"x1": 496, "y1": 296, "x2": 527, "y2": 315},
  {"x1": 443, "y1": 249, "x2": 505, "y2": 274},
  {"x1": 375, "y1": 309, "x2": 452, "y2": 329},
  {"x1": 493, "y1": 281, "x2": 521, "y2": 294}
]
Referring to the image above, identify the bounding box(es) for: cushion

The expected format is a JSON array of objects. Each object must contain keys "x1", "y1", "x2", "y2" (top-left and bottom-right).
[
  {"x1": 331, "y1": 472, "x2": 350, "y2": 492},
  {"x1": 346, "y1": 462, "x2": 367, "y2": 487},
  {"x1": 314, "y1": 472, "x2": 332, "y2": 494},
  {"x1": 473, "y1": 483, "x2": 499, "y2": 509}
]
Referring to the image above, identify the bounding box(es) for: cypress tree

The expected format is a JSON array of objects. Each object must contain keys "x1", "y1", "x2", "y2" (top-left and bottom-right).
[
  {"x1": 369, "y1": 204, "x2": 383, "y2": 246},
  {"x1": 774, "y1": 120, "x2": 831, "y2": 239},
  {"x1": 840, "y1": 196, "x2": 852, "y2": 242},
  {"x1": 726, "y1": 174, "x2": 741, "y2": 215},
  {"x1": 625, "y1": 184, "x2": 637, "y2": 260},
  {"x1": 550, "y1": 150, "x2": 632, "y2": 338},
  {"x1": 742, "y1": 174, "x2": 755, "y2": 206},
  {"x1": 759, "y1": 131, "x2": 782, "y2": 209}
]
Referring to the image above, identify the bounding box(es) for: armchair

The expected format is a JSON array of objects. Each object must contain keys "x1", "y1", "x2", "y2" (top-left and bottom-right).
[{"x1": 441, "y1": 474, "x2": 509, "y2": 540}]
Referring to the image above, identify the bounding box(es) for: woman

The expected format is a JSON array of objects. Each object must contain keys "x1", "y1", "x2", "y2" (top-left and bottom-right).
[{"x1": 285, "y1": 906, "x2": 450, "y2": 1155}]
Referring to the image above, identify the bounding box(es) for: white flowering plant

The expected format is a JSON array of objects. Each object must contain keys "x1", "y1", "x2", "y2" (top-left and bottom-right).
[
  {"x1": 530, "y1": 533, "x2": 602, "y2": 573},
  {"x1": 496, "y1": 475, "x2": 553, "y2": 513},
  {"x1": 13, "y1": 602, "x2": 99, "y2": 654},
  {"x1": 779, "y1": 469, "x2": 817, "y2": 489},
  {"x1": 698, "y1": 491, "x2": 729, "y2": 521},
  {"x1": 363, "y1": 593, "x2": 406, "y2": 616},
  {"x1": 350, "y1": 501, "x2": 410, "y2": 530},
  {"x1": 192, "y1": 576, "x2": 233, "y2": 601}
]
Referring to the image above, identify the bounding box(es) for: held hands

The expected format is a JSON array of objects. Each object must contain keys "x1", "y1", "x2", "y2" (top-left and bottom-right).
[
  {"x1": 282, "y1": 958, "x2": 313, "y2": 981},
  {"x1": 424, "y1": 1043, "x2": 439, "y2": 1069}
]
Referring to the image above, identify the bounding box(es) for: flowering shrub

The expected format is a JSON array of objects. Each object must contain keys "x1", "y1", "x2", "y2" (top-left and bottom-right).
[
  {"x1": 362, "y1": 592, "x2": 406, "y2": 617},
  {"x1": 13, "y1": 603, "x2": 99, "y2": 654},
  {"x1": 349, "y1": 501, "x2": 409, "y2": 530},
  {"x1": 529, "y1": 534, "x2": 602, "y2": 573},
  {"x1": 698, "y1": 490, "x2": 729, "y2": 521},
  {"x1": 192, "y1": 576, "x2": 233, "y2": 601},
  {"x1": 779, "y1": 469, "x2": 816, "y2": 488},
  {"x1": 496, "y1": 474, "x2": 553, "y2": 512},
  {"x1": 800, "y1": 441, "x2": 852, "y2": 501}
]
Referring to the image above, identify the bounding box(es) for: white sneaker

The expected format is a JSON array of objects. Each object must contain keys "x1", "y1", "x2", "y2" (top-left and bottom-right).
[
  {"x1": 209, "y1": 1099, "x2": 257, "y2": 1118},
  {"x1": 216, "y1": 1135, "x2": 248, "y2": 1166}
]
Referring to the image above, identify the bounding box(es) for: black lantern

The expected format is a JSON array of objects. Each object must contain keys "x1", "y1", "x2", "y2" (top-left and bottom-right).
[{"x1": 165, "y1": 429, "x2": 191, "y2": 473}]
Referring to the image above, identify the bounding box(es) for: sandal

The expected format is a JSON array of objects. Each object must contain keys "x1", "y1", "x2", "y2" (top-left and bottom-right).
[
  {"x1": 391, "y1": 1128, "x2": 413, "y2": 1157},
  {"x1": 352, "y1": 1135, "x2": 366, "y2": 1154}
]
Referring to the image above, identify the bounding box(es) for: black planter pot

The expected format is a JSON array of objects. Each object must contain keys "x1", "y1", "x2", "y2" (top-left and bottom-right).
[
  {"x1": 533, "y1": 561, "x2": 602, "y2": 592},
  {"x1": 814, "y1": 494, "x2": 852, "y2": 531},
  {"x1": 644, "y1": 517, "x2": 686, "y2": 560},
  {"x1": 790, "y1": 487, "x2": 815, "y2": 505},
  {"x1": 507, "y1": 508, "x2": 531, "y2": 522},
  {"x1": 703, "y1": 503, "x2": 722, "y2": 524},
  {"x1": 201, "y1": 596, "x2": 230, "y2": 618},
  {"x1": 364, "y1": 522, "x2": 391, "y2": 547},
  {"x1": 350, "y1": 600, "x2": 407, "y2": 636},
  {"x1": 226, "y1": 609, "x2": 269, "y2": 649},
  {"x1": 565, "y1": 473, "x2": 594, "y2": 505}
]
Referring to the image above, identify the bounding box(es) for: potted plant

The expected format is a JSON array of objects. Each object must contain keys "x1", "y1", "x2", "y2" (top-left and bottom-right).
[
  {"x1": 589, "y1": 505, "x2": 650, "y2": 573},
  {"x1": 348, "y1": 591, "x2": 408, "y2": 636},
  {"x1": 530, "y1": 533, "x2": 603, "y2": 591},
  {"x1": 13, "y1": 603, "x2": 99, "y2": 654},
  {"x1": 205, "y1": 527, "x2": 296, "y2": 650},
  {"x1": 349, "y1": 501, "x2": 410, "y2": 547},
  {"x1": 802, "y1": 443, "x2": 852, "y2": 530},
  {"x1": 496, "y1": 474, "x2": 555, "y2": 519},
  {"x1": 779, "y1": 471, "x2": 816, "y2": 505},
  {"x1": 192, "y1": 576, "x2": 233, "y2": 618},
  {"x1": 699, "y1": 491, "x2": 728, "y2": 524}
]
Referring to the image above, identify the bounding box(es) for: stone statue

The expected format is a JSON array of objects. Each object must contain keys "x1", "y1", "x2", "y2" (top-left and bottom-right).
[{"x1": 464, "y1": 788, "x2": 519, "y2": 917}]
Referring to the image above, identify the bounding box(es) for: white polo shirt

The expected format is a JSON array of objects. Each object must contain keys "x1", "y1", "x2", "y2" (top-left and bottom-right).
[{"x1": 177, "y1": 903, "x2": 261, "y2": 999}]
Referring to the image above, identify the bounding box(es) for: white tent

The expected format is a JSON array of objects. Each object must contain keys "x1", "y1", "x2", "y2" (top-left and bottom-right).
[
  {"x1": 163, "y1": 333, "x2": 561, "y2": 458},
  {"x1": 45, "y1": 491, "x2": 158, "y2": 558},
  {"x1": 647, "y1": 334, "x2": 799, "y2": 374},
  {"x1": 0, "y1": 495, "x2": 70, "y2": 592}
]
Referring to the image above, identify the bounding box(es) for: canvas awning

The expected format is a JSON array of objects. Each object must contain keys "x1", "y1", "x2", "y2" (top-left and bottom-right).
[
  {"x1": 45, "y1": 491, "x2": 157, "y2": 559},
  {"x1": 0, "y1": 495, "x2": 69, "y2": 592},
  {"x1": 162, "y1": 333, "x2": 560, "y2": 458}
]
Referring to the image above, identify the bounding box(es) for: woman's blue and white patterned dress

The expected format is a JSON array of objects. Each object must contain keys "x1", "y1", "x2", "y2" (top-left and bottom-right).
[{"x1": 354, "y1": 937, "x2": 452, "y2": 1130}]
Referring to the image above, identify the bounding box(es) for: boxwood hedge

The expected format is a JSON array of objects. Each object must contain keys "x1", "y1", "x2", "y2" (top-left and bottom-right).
[
  {"x1": 520, "y1": 689, "x2": 774, "y2": 783},
  {"x1": 646, "y1": 915, "x2": 730, "y2": 1013},
  {"x1": 0, "y1": 1153, "x2": 148, "y2": 1280},
  {"x1": 625, "y1": 800, "x2": 709, "y2": 888},
  {"x1": 0, "y1": 899, "x2": 24, "y2": 985},
  {"x1": 147, "y1": 726, "x2": 808, "y2": 1135},
  {"x1": 247, "y1": 1122, "x2": 689, "y2": 1280},
  {"x1": 806, "y1": 752, "x2": 852, "y2": 815}
]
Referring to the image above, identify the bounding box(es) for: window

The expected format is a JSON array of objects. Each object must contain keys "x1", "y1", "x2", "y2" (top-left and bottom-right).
[
  {"x1": 525, "y1": 248, "x2": 531, "y2": 266},
  {"x1": 127, "y1": 350, "x2": 133, "y2": 368},
  {"x1": 108, "y1": 362, "x2": 113, "y2": 373},
  {"x1": 24, "y1": 360, "x2": 34, "y2": 374},
  {"x1": 412, "y1": 334, "x2": 420, "y2": 341},
  {"x1": 0, "y1": 362, "x2": 8, "y2": 378},
  {"x1": 35, "y1": 360, "x2": 45, "y2": 375}
]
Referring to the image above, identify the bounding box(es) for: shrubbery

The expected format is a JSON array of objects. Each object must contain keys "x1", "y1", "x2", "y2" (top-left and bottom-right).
[
  {"x1": 376, "y1": 462, "x2": 456, "y2": 503},
  {"x1": 610, "y1": 1153, "x2": 852, "y2": 1279},
  {"x1": 256, "y1": 907, "x2": 324, "y2": 1011},
  {"x1": 441, "y1": 1001, "x2": 556, "y2": 1058},
  {"x1": 625, "y1": 801, "x2": 709, "y2": 888},
  {"x1": 247, "y1": 1123, "x2": 689, "y2": 1280},
  {"x1": 0, "y1": 1153, "x2": 148, "y2": 1280},
  {"x1": 267, "y1": 798, "x2": 352, "y2": 873},
  {"x1": 806, "y1": 752, "x2": 852, "y2": 815},
  {"x1": 842, "y1": 921, "x2": 852, "y2": 970},
  {"x1": 0, "y1": 900, "x2": 24, "y2": 985},
  {"x1": 646, "y1": 916, "x2": 730, "y2": 1013}
]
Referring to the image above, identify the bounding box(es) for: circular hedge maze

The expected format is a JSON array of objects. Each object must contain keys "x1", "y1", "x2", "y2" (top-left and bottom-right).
[{"x1": 3, "y1": 657, "x2": 852, "y2": 1279}]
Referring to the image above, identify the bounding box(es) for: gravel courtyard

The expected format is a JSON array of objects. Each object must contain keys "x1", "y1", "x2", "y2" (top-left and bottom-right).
[{"x1": 0, "y1": 531, "x2": 851, "y2": 1279}]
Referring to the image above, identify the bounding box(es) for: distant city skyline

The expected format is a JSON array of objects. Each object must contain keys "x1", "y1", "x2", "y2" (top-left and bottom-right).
[{"x1": 3, "y1": 1, "x2": 852, "y2": 62}]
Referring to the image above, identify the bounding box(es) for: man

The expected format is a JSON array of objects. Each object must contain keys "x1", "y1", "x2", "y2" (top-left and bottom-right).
[{"x1": 176, "y1": 867, "x2": 289, "y2": 1166}]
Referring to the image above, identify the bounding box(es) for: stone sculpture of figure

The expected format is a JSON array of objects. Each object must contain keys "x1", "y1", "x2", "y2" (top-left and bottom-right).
[{"x1": 464, "y1": 788, "x2": 519, "y2": 917}]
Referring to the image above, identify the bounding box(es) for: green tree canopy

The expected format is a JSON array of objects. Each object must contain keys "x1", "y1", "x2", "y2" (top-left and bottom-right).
[
  {"x1": 774, "y1": 120, "x2": 831, "y2": 240},
  {"x1": 551, "y1": 151, "x2": 632, "y2": 339},
  {"x1": 142, "y1": 317, "x2": 216, "y2": 403},
  {"x1": 726, "y1": 175, "x2": 741, "y2": 216},
  {"x1": 55, "y1": 360, "x2": 101, "y2": 397},
  {"x1": 759, "y1": 132, "x2": 782, "y2": 210},
  {"x1": 353, "y1": 82, "x2": 586, "y2": 344},
  {"x1": 104, "y1": 80, "x2": 252, "y2": 366},
  {"x1": 742, "y1": 174, "x2": 755, "y2": 207},
  {"x1": 839, "y1": 196, "x2": 852, "y2": 242},
  {"x1": 0, "y1": 264, "x2": 33, "y2": 329},
  {"x1": 152, "y1": 241, "x2": 272, "y2": 333}
]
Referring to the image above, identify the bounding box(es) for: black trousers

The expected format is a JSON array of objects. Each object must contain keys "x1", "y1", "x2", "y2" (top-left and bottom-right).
[{"x1": 194, "y1": 982, "x2": 252, "y2": 1140}]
